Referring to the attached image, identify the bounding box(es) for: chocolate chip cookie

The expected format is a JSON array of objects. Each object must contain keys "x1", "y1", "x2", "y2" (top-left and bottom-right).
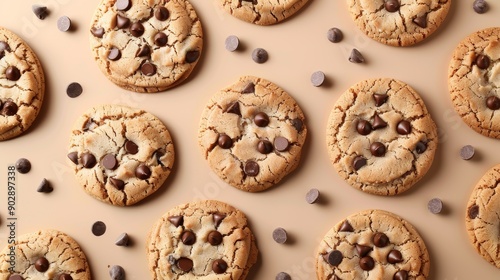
[
  {"x1": 89, "y1": 0, "x2": 203, "y2": 93},
  {"x1": 326, "y1": 78, "x2": 437, "y2": 195},
  {"x1": 198, "y1": 76, "x2": 307, "y2": 192},
  {"x1": 0, "y1": 27, "x2": 45, "y2": 140},
  {"x1": 68, "y1": 104, "x2": 174, "y2": 206},
  {"x1": 0, "y1": 229, "x2": 91, "y2": 279},
  {"x1": 217, "y1": 0, "x2": 310, "y2": 25},
  {"x1": 316, "y1": 209, "x2": 430, "y2": 279},
  {"x1": 146, "y1": 200, "x2": 258, "y2": 279},
  {"x1": 347, "y1": 0, "x2": 451, "y2": 46},
  {"x1": 465, "y1": 164, "x2": 500, "y2": 268},
  {"x1": 449, "y1": 27, "x2": 500, "y2": 138}
]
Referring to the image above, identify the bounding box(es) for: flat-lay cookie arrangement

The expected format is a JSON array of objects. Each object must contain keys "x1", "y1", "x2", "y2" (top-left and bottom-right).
[{"x1": 1, "y1": 1, "x2": 500, "y2": 279}]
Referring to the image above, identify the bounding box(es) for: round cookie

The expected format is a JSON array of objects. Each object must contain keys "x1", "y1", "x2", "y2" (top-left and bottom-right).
[
  {"x1": 67, "y1": 104, "x2": 174, "y2": 206},
  {"x1": 198, "y1": 76, "x2": 307, "y2": 192},
  {"x1": 448, "y1": 27, "x2": 500, "y2": 138},
  {"x1": 465, "y1": 164, "x2": 500, "y2": 268},
  {"x1": 0, "y1": 229, "x2": 91, "y2": 279},
  {"x1": 316, "y1": 210, "x2": 430, "y2": 279},
  {"x1": 89, "y1": 0, "x2": 203, "y2": 93},
  {"x1": 217, "y1": 0, "x2": 309, "y2": 25},
  {"x1": 0, "y1": 27, "x2": 45, "y2": 140},
  {"x1": 146, "y1": 200, "x2": 258, "y2": 279},
  {"x1": 326, "y1": 78, "x2": 437, "y2": 195},
  {"x1": 346, "y1": 0, "x2": 451, "y2": 47}
]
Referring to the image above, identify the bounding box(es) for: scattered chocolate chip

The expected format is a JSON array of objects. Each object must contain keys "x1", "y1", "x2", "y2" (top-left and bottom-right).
[
  {"x1": 305, "y1": 188, "x2": 320, "y2": 204},
  {"x1": 355, "y1": 244, "x2": 372, "y2": 257},
  {"x1": 181, "y1": 231, "x2": 196, "y2": 245},
  {"x1": 292, "y1": 118, "x2": 304, "y2": 132},
  {"x1": 136, "y1": 45, "x2": 151, "y2": 57},
  {"x1": 387, "y1": 249, "x2": 403, "y2": 264},
  {"x1": 476, "y1": 54, "x2": 490, "y2": 69},
  {"x1": 109, "y1": 265, "x2": 125, "y2": 280},
  {"x1": 141, "y1": 62, "x2": 156, "y2": 76},
  {"x1": 116, "y1": 0, "x2": 131, "y2": 11},
  {"x1": 359, "y1": 256, "x2": 375, "y2": 271},
  {"x1": 275, "y1": 272, "x2": 292, "y2": 280},
  {"x1": 257, "y1": 140, "x2": 273, "y2": 154},
  {"x1": 108, "y1": 47, "x2": 121, "y2": 61},
  {"x1": 37, "y1": 178, "x2": 53, "y2": 193},
  {"x1": 135, "y1": 164, "x2": 151, "y2": 179},
  {"x1": 415, "y1": 141, "x2": 427, "y2": 154},
  {"x1": 396, "y1": 120, "x2": 411, "y2": 135},
  {"x1": 225, "y1": 35, "x2": 240, "y2": 52},
  {"x1": 373, "y1": 232, "x2": 389, "y2": 247},
  {"x1": 311, "y1": 71, "x2": 325, "y2": 87},
  {"x1": 373, "y1": 93, "x2": 388, "y2": 106},
  {"x1": 154, "y1": 32, "x2": 168, "y2": 46},
  {"x1": 35, "y1": 256, "x2": 50, "y2": 272},
  {"x1": 218, "y1": 134, "x2": 233, "y2": 149},
  {"x1": 115, "y1": 233, "x2": 129, "y2": 246},
  {"x1": 460, "y1": 145, "x2": 475, "y2": 160},
  {"x1": 124, "y1": 140, "x2": 139, "y2": 154},
  {"x1": 90, "y1": 27, "x2": 105, "y2": 38},
  {"x1": 102, "y1": 154, "x2": 118, "y2": 170},
  {"x1": 327, "y1": 27, "x2": 343, "y2": 43},
  {"x1": 213, "y1": 213, "x2": 226, "y2": 227},
  {"x1": 468, "y1": 204, "x2": 479, "y2": 219},
  {"x1": 356, "y1": 120, "x2": 372, "y2": 135},
  {"x1": 244, "y1": 161, "x2": 259, "y2": 176},
  {"x1": 92, "y1": 221, "x2": 106, "y2": 236},
  {"x1": 177, "y1": 257, "x2": 193, "y2": 272},
  {"x1": 252, "y1": 48, "x2": 268, "y2": 63},
  {"x1": 242, "y1": 82, "x2": 255, "y2": 94},
  {"x1": 427, "y1": 198, "x2": 443, "y2": 214},
  {"x1": 185, "y1": 50, "x2": 200, "y2": 63},
  {"x1": 208, "y1": 231, "x2": 223, "y2": 246},
  {"x1": 6, "y1": 66, "x2": 21, "y2": 81},
  {"x1": 1, "y1": 100, "x2": 18, "y2": 116},
  {"x1": 393, "y1": 270, "x2": 408, "y2": 280},
  {"x1": 9, "y1": 275, "x2": 24, "y2": 280},
  {"x1": 116, "y1": 14, "x2": 130, "y2": 29},
  {"x1": 57, "y1": 16, "x2": 72, "y2": 32},
  {"x1": 82, "y1": 153, "x2": 96, "y2": 168},
  {"x1": 473, "y1": 0, "x2": 489, "y2": 14},
  {"x1": 352, "y1": 156, "x2": 367, "y2": 171},
  {"x1": 413, "y1": 14, "x2": 427, "y2": 28},
  {"x1": 339, "y1": 220, "x2": 353, "y2": 232},
  {"x1": 130, "y1": 22, "x2": 145, "y2": 37},
  {"x1": 274, "y1": 137, "x2": 290, "y2": 152},
  {"x1": 349, "y1": 49, "x2": 365, "y2": 63},
  {"x1": 225, "y1": 102, "x2": 241, "y2": 116},
  {"x1": 32, "y1": 5, "x2": 48, "y2": 20},
  {"x1": 254, "y1": 112, "x2": 270, "y2": 127},
  {"x1": 325, "y1": 250, "x2": 343, "y2": 266},
  {"x1": 372, "y1": 114, "x2": 387, "y2": 129},
  {"x1": 68, "y1": 152, "x2": 78, "y2": 164},
  {"x1": 109, "y1": 178, "x2": 125, "y2": 190},
  {"x1": 66, "y1": 82, "x2": 83, "y2": 98},
  {"x1": 59, "y1": 274, "x2": 73, "y2": 280},
  {"x1": 212, "y1": 259, "x2": 228, "y2": 274},
  {"x1": 370, "y1": 142, "x2": 386, "y2": 157},
  {"x1": 15, "y1": 158, "x2": 31, "y2": 174},
  {"x1": 272, "y1": 227, "x2": 288, "y2": 244},
  {"x1": 486, "y1": 96, "x2": 500, "y2": 110},
  {"x1": 384, "y1": 0, "x2": 400, "y2": 12},
  {"x1": 168, "y1": 215, "x2": 184, "y2": 227},
  {"x1": 155, "y1": 7, "x2": 170, "y2": 21}
]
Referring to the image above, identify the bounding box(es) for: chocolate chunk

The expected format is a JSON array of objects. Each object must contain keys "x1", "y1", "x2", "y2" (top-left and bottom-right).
[
  {"x1": 181, "y1": 231, "x2": 196, "y2": 245},
  {"x1": 254, "y1": 112, "x2": 270, "y2": 127},
  {"x1": 124, "y1": 140, "x2": 139, "y2": 154},
  {"x1": 373, "y1": 93, "x2": 388, "y2": 106},
  {"x1": 356, "y1": 120, "x2": 372, "y2": 135},
  {"x1": 486, "y1": 96, "x2": 500, "y2": 110},
  {"x1": 141, "y1": 62, "x2": 156, "y2": 76},
  {"x1": 415, "y1": 141, "x2": 427, "y2": 154},
  {"x1": 135, "y1": 164, "x2": 151, "y2": 179},
  {"x1": 413, "y1": 14, "x2": 427, "y2": 28},
  {"x1": 0, "y1": 41, "x2": 10, "y2": 53},
  {"x1": 325, "y1": 250, "x2": 343, "y2": 266},
  {"x1": 460, "y1": 145, "x2": 475, "y2": 160},
  {"x1": 168, "y1": 215, "x2": 183, "y2": 227},
  {"x1": 37, "y1": 178, "x2": 53, "y2": 193},
  {"x1": 242, "y1": 82, "x2": 255, "y2": 94},
  {"x1": 292, "y1": 118, "x2": 304, "y2": 132},
  {"x1": 83, "y1": 118, "x2": 96, "y2": 131},
  {"x1": 384, "y1": 0, "x2": 400, "y2": 12},
  {"x1": 468, "y1": 204, "x2": 479, "y2": 219},
  {"x1": 305, "y1": 188, "x2": 320, "y2": 204},
  {"x1": 82, "y1": 153, "x2": 96, "y2": 168},
  {"x1": 92, "y1": 221, "x2": 106, "y2": 236},
  {"x1": 208, "y1": 230, "x2": 223, "y2": 246},
  {"x1": 476, "y1": 54, "x2": 490, "y2": 69},
  {"x1": 35, "y1": 256, "x2": 50, "y2": 272},
  {"x1": 109, "y1": 265, "x2": 125, "y2": 280},
  {"x1": 66, "y1": 82, "x2": 83, "y2": 98},
  {"x1": 177, "y1": 257, "x2": 193, "y2": 272},
  {"x1": 154, "y1": 32, "x2": 168, "y2": 46},
  {"x1": 154, "y1": 150, "x2": 164, "y2": 166},
  {"x1": 372, "y1": 114, "x2": 387, "y2": 129},
  {"x1": 370, "y1": 142, "x2": 386, "y2": 157},
  {"x1": 355, "y1": 244, "x2": 372, "y2": 257},
  {"x1": 257, "y1": 140, "x2": 273, "y2": 154},
  {"x1": 155, "y1": 7, "x2": 169, "y2": 20},
  {"x1": 396, "y1": 120, "x2": 411, "y2": 135},
  {"x1": 32, "y1": 5, "x2": 48, "y2": 20},
  {"x1": 352, "y1": 156, "x2": 367, "y2": 171},
  {"x1": 15, "y1": 158, "x2": 31, "y2": 174},
  {"x1": 274, "y1": 137, "x2": 290, "y2": 152},
  {"x1": 2, "y1": 100, "x2": 18, "y2": 116},
  {"x1": 359, "y1": 256, "x2": 375, "y2": 271},
  {"x1": 6, "y1": 66, "x2": 21, "y2": 81},
  {"x1": 252, "y1": 48, "x2": 268, "y2": 63},
  {"x1": 102, "y1": 154, "x2": 118, "y2": 170},
  {"x1": 59, "y1": 274, "x2": 73, "y2": 280},
  {"x1": 272, "y1": 227, "x2": 288, "y2": 244},
  {"x1": 339, "y1": 220, "x2": 353, "y2": 232},
  {"x1": 427, "y1": 198, "x2": 443, "y2": 214},
  {"x1": 212, "y1": 259, "x2": 228, "y2": 274},
  {"x1": 108, "y1": 47, "x2": 121, "y2": 61},
  {"x1": 218, "y1": 134, "x2": 233, "y2": 149},
  {"x1": 136, "y1": 45, "x2": 151, "y2": 57},
  {"x1": 473, "y1": 0, "x2": 489, "y2": 14},
  {"x1": 110, "y1": 178, "x2": 125, "y2": 190},
  {"x1": 394, "y1": 270, "x2": 408, "y2": 280},
  {"x1": 57, "y1": 16, "x2": 72, "y2": 32},
  {"x1": 213, "y1": 213, "x2": 226, "y2": 227},
  {"x1": 387, "y1": 249, "x2": 403, "y2": 263},
  {"x1": 244, "y1": 160, "x2": 260, "y2": 176},
  {"x1": 225, "y1": 35, "x2": 240, "y2": 52},
  {"x1": 9, "y1": 275, "x2": 24, "y2": 280},
  {"x1": 349, "y1": 49, "x2": 365, "y2": 63},
  {"x1": 115, "y1": 0, "x2": 131, "y2": 11},
  {"x1": 373, "y1": 232, "x2": 389, "y2": 247},
  {"x1": 68, "y1": 152, "x2": 78, "y2": 164},
  {"x1": 311, "y1": 71, "x2": 325, "y2": 87},
  {"x1": 91, "y1": 27, "x2": 105, "y2": 38},
  {"x1": 275, "y1": 272, "x2": 292, "y2": 280},
  {"x1": 115, "y1": 233, "x2": 129, "y2": 246},
  {"x1": 185, "y1": 50, "x2": 200, "y2": 63},
  {"x1": 130, "y1": 22, "x2": 145, "y2": 37},
  {"x1": 327, "y1": 27, "x2": 343, "y2": 43},
  {"x1": 116, "y1": 14, "x2": 130, "y2": 29},
  {"x1": 225, "y1": 102, "x2": 241, "y2": 116}
]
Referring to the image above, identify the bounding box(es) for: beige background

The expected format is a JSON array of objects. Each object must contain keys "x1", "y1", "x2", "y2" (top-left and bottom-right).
[{"x1": 1, "y1": 0, "x2": 499, "y2": 279}]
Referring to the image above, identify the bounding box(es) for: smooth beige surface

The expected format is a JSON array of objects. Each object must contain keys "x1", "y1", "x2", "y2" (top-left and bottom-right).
[{"x1": 0, "y1": 1, "x2": 499, "y2": 279}]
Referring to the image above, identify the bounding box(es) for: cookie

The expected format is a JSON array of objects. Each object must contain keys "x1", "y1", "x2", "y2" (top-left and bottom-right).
[
  {"x1": 465, "y1": 164, "x2": 500, "y2": 268},
  {"x1": 0, "y1": 27, "x2": 45, "y2": 140},
  {"x1": 89, "y1": 0, "x2": 203, "y2": 93},
  {"x1": 217, "y1": 0, "x2": 309, "y2": 25},
  {"x1": 198, "y1": 76, "x2": 307, "y2": 192},
  {"x1": 67, "y1": 104, "x2": 174, "y2": 206},
  {"x1": 346, "y1": 0, "x2": 451, "y2": 47},
  {"x1": 448, "y1": 27, "x2": 500, "y2": 138},
  {"x1": 146, "y1": 200, "x2": 258, "y2": 279},
  {"x1": 316, "y1": 209, "x2": 430, "y2": 279},
  {"x1": 0, "y1": 229, "x2": 91, "y2": 279},
  {"x1": 326, "y1": 78, "x2": 437, "y2": 195}
]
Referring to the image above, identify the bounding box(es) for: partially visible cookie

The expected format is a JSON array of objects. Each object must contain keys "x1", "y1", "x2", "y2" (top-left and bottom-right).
[
  {"x1": 89, "y1": 0, "x2": 203, "y2": 93},
  {"x1": 346, "y1": 0, "x2": 451, "y2": 46},
  {"x1": 326, "y1": 78, "x2": 437, "y2": 195},
  {"x1": 449, "y1": 27, "x2": 500, "y2": 138},
  {"x1": 198, "y1": 76, "x2": 307, "y2": 192},
  {"x1": 465, "y1": 164, "x2": 500, "y2": 268},
  {"x1": 68, "y1": 104, "x2": 174, "y2": 206},
  {"x1": 0, "y1": 229, "x2": 91, "y2": 279},
  {"x1": 146, "y1": 200, "x2": 258, "y2": 279},
  {"x1": 0, "y1": 27, "x2": 45, "y2": 140},
  {"x1": 217, "y1": 0, "x2": 309, "y2": 25},
  {"x1": 316, "y1": 210, "x2": 430, "y2": 279}
]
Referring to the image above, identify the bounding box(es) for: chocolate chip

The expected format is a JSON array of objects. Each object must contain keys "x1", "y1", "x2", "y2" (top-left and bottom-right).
[
  {"x1": 396, "y1": 120, "x2": 411, "y2": 135},
  {"x1": 83, "y1": 118, "x2": 96, "y2": 131},
  {"x1": 213, "y1": 213, "x2": 226, "y2": 227},
  {"x1": 115, "y1": 233, "x2": 129, "y2": 246},
  {"x1": 168, "y1": 215, "x2": 184, "y2": 227},
  {"x1": 359, "y1": 256, "x2": 375, "y2": 271},
  {"x1": 0, "y1": 41, "x2": 10, "y2": 53},
  {"x1": 305, "y1": 188, "x2": 320, "y2": 204},
  {"x1": 372, "y1": 114, "x2": 387, "y2": 129},
  {"x1": 356, "y1": 120, "x2": 372, "y2": 135},
  {"x1": 486, "y1": 96, "x2": 500, "y2": 110},
  {"x1": 225, "y1": 102, "x2": 241, "y2": 116},
  {"x1": 102, "y1": 154, "x2": 118, "y2": 170},
  {"x1": 257, "y1": 140, "x2": 273, "y2": 154},
  {"x1": 272, "y1": 227, "x2": 288, "y2": 244},
  {"x1": 384, "y1": 0, "x2": 400, "y2": 12},
  {"x1": 135, "y1": 164, "x2": 151, "y2": 179},
  {"x1": 154, "y1": 32, "x2": 168, "y2": 46},
  {"x1": 177, "y1": 257, "x2": 193, "y2": 272},
  {"x1": 427, "y1": 198, "x2": 443, "y2": 214},
  {"x1": 108, "y1": 47, "x2": 121, "y2": 61},
  {"x1": 136, "y1": 45, "x2": 151, "y2": 57},
  {"x1": 155, "y1": 7, "x2": 169, "y2": 21},
  {"x1": 325, "y1": 250, "x2": 343, "y2": 266},
  {"x1": 154, "y1": 150, "x2": 164, "y2": 166},
  {"x1": 352, "y1": 156, "x2": 367, "y2": 171},
  {"x1": 185, "y1": 50, "x2": 200, "y2": 63},
  {"x1": 57, "y1": 16, "x2": 71, "y2": 32},
  {"x1": 373, "y1": 232, "x2": 389, "y2": 247},
  {"x1": 468, "y1": 204, "x2": 479, "y2": 219},
  {"x1": 2, "y1": 100, "x2": 18, "y2": 116},
  {"x1": 130, "y1": 22, "x2": 145, "y2": 37},
  {"x1": 37, "y1": 178, "x2": 53, "y2": 193},
  {"x1": 124, "y1": 140, "x2": 139, "y2": 154},
  {"x1": 66, "y1": 82, "x2": 83, "y2": 98},
  {"x1": 349, "y1": 49, "x2": 365, "y2": 63},
  {"x1": 9, "y1": 275, "x2": 24, "y2": 280},
  {"x1": 6, "y1": 66, "x2": 21, "y2": 81},
  {"x1": 225, "y1": 35, "x2": 240, "y2": 52},
  {"x1": 92, "y1": 221, "x2": 106, "y2": 236},
  {"x1": 274, "y1": 137, "x2": 290, "y2": 152},
  {"x1": 15, "y1": 158, "x2": 31, "y2": 174},
  {"x1": 476, "y1": 54, "x2": 490, "y2": 69},
  {"x1": 217, "y1": 134, "x2": 233, "y2": 149},
  {"x1": 254, "y1": 112, "x2": 270, "y2": 127},
  {"x1": 68, "y1": 152, "x2": 78, "y2": 164},
  {"x1": 91, "y1": 27, "x2": 105, "y2": 38},
  {"x1": 473, "y1": 0, "x2": 489, "y2": 14},
  {"x1": 32, "y1": 5, "x2": 48, "y2": 20},
  {"x1": 413, "y1": 14, "x2": 427, "y2": 28},
  {"x1": 212, "y1": 259, "x2": 228, "y2": 274},
  {"x1": 460, "y1": 145, "x2": 475, "y2": 160},
  {"x1": 387, "y1": 249, "x2": 403, "y2": 263},
  {"x1": 59, "y1": 274, "x2": 73, "y2": 280},
  {"x1": 208, "y1": 230, "x2": 223, "y2": 246},
  {"x1": 244, "y1": 161, "x2": 259, "y2": 176},
  {"x1": 393, "y1": 270, "x2": 408, "y2": 280},
  {"x1": 82, "y1": 153, "x2": 96, "y2": 168},
  {"x1": 415, "y1": 141, "x2": 427, "y2": 154},
  {"x1": 110, "y1": 178, "x2": 125, "y2": 190},
  {"x1": 116, "y1": 14, "x2": 130, "y2": 29},
  {"x1": 327, "y1": 27, "x2": 343, "y2": 43},
  {"x1": 370, "y1": 142, "x2": 386, "y2": 157},
  {"x1": 292, "y1": 118, "x2": 304, "y2": 132},
  {"x1": 35, "y1": 256, "x2": 50, "y2": 272},
  {"x1": 141, "y1": 62, "x2": 156, "y2": 76},
  {"x1": 109, "y1": 265, "x2": 125, "y2": 280},
  {"x1": 242, "y1": 82, "x2": 255, "y2": 94},
  {"x1": 373, "y1": 93, "x2": 388, "y2": 106},
  {"x1": 115, "y1": 0, "x2": 131, "y2": 11},
  {"x1": 181, "y1": 231, "x2": 196, "y2": 245},
  {"x1": 355, "y1": 244, "x2": 372, "y2": 257},
  {"x1": 275, "y1": 272, "x2": 292, "y2": 280},
  {"x1": 311, "y1": 71, "x2": 325, "y2": 87},
  {"x1": 252, "y1": 48, "x2": 268, "y2": 63},
  {"x1": 339, "y1": 220, "x2": 353, "y2": 232}
]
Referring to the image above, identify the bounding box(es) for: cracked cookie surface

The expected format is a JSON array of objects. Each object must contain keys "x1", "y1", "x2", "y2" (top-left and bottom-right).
[
  {"x1": 316, "y1": 209, "x2": 430, "y2": 279},
  {"x1": 68, "y1": 104, "x2": 174, "y2": 206},
  {"x1": 146, "y1": 200, "x2": 258, "y2": 279},
  {"x1": 448, "y1": 27, "x2": 500, "y2": 138},
  {"x1": 347, "y1": 0, "x2": 451, "y2": 47},
  {"x1": 465, "y1": 164, "x2": 500, "y2": 268},
  {"x1": 217, "y1": 0, "x2": 309, "y2": 25},
  {"x1": 326, "y1": 78, "x2": 437, "y2": 195},
  {"x1": 89, "y1": 0, "x2": 203, "y2": 93},
  {"x1": 198, "y1": 76, "x2": 307, "y2": 192},
  {"x1": 0, "y1": 229, "x2": 91, "y2": 280},
  {"x1": 0, "y1": 27, "x2": 45, "y2": 141}
]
